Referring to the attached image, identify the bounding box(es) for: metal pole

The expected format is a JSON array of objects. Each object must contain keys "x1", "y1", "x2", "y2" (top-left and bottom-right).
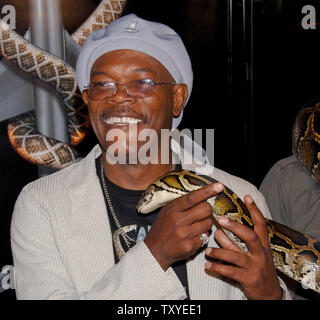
[
  {"x1": 29, "y1": 0, "x2": 68, "y2": 177},
  {"x1": 242, "y1": 0, "x2": 254, "y2": 182},
  {"x1": 227, "y1": 0, "x2": 233, "y2": 96}
]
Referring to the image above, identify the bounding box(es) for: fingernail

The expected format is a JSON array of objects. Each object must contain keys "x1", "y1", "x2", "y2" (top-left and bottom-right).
[
  {"x1": 246, "y1": 195, "x2": 253, "y2": 204},
  {"x1": 205, "y1": 248, "x2": 212, "y2": 255},
  {"x1": 205, "y1": 262, "x2": 212, "y2": 269},
  {"x1": 218, "y1": 216, "x2": 229, "y2": 226},
  {"x1": 214, "y1": 183, "x2": 224, "y2": 193}
]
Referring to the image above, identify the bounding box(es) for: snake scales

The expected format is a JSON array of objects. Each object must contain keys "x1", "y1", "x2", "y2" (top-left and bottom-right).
[
  {"x1": 0, "y1": 0, "x2": 126, "y2": 168},
  {"x1": 137, "y1": 169, "x2": 320, "y2": 294},
  {"x1": 292, "y1": 99, "x2": 320, "y2": 186}
]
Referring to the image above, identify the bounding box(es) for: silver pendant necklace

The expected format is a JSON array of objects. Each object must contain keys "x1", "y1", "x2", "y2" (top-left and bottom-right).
[
  {"x1": 99, "y1": 159, "x2": 177, "y2": 250},
  {"x1": 100, "y1": 159, "x2": 135, "y2": 250}
]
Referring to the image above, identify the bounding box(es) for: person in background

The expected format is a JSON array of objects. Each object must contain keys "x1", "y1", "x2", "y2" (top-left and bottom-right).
[{"x1": 260, "y1": 99, "x2": 320, "y2": 300}]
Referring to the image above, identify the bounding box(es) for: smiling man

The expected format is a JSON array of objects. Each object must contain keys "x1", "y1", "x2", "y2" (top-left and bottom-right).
[
  {"x1": 11, "y1": 14, "x2": 291, "y2": 300},
  {"x1": 81, "y1": 49, "x2": 186, "y2": 189}
]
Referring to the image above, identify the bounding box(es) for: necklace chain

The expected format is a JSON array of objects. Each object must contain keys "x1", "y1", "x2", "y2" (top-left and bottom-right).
[
  {"x1": 100, "y1": 159, "x2": 135, "y2": 250},
  {"x1": 99, "y1": 159, "x2": 177, "y2": 250}
]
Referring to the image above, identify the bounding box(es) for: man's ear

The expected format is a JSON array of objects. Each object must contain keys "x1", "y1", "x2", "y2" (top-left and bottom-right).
[
  {"x1": 82, "y1": 90, "x2": 89, "y2": 105},
  {"x1": 172, "y1": 84, "x2": 188, "y2": 117}
]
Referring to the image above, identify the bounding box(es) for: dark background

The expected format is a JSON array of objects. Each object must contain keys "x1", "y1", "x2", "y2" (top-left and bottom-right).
[{"x1": 1, "y1": 0, "x2": 320, "y2": 299}]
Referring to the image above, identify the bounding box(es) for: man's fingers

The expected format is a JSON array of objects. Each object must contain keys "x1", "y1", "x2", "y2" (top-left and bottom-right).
[
  {"x1": 172, "y1": 183, "x2": 224, "y2": 211},
  {"x1": 206, "y1": 247, "x2": 249, "y2": 269},
  {"x1": 179, "y1": 202, "x2": 214, "y2": 240},
  {"x1": 192, "y1": 232, "x2": 210, "y2": 249},
  {"x1": 186, "y1": 218, "x2": 213, "y2": 239},
  {"x1": 214, "y1": 228, "x2": 243, "y2": 252},
  {"x1": 244, "y1": 195, "x2": 270, "y2": 250},
  {"x1": 217, "y1": 216, "x2": 263, "y2": 254},
  {"x1": 183, "y1": 201, "x2": 213, "y2": 224},
  {"x1": 205, "y1": 260, "x2": 247, "y2": 283}
]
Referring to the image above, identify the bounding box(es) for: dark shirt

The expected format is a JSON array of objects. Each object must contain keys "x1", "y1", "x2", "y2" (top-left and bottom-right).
[{"x1": 96, "y1": 157, "x2": 190, "y2": 298}]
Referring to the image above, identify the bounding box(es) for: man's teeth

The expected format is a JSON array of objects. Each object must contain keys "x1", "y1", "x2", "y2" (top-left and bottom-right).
[{"x1": 105, "y1": 117, "x2": 143, "y2": 125}]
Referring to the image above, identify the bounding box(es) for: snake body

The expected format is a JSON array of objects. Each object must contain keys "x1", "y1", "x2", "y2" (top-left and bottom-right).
[
  {"x1": 0, "y1": 0, "x2": 126, "y2": 168},
  {"x1": 137, "y1": 169, "x2": 320, "y2": 294}
]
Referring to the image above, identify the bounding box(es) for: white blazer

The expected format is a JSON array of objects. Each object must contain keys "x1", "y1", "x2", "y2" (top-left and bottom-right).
[{"x1": 11, "y1": 145, "x2": 291, "y2": 300}]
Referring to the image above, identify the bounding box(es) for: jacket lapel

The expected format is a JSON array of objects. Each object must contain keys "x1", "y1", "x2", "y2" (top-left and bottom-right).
[{"x1": 59, "y1": 146, "x2": 116, "y2": 292}]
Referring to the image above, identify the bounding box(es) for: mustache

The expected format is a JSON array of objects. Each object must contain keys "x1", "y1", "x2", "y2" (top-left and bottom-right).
[{"x1": 99, "y1": 107, "x2": 148, "y2": 123}]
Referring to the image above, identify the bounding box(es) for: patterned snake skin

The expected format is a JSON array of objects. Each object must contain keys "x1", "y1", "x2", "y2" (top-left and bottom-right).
[
  {"x1": 0, "y1": 0, "x2": 126, "y2": 168},
  {"x1": 137, "y1": 170, "x2": 320, "y2": 294},
  {"x1": 292, "y1": 100, "x2": 320, "y2": 185}
]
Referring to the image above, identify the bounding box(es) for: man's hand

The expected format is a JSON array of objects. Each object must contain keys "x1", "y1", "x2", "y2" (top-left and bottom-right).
[
  {"x1": 144, "y1": 183, "x2": 224, "y2": 271},
  {"x1": 204, "y1": 195, "x2": 282, "y2": 300}
]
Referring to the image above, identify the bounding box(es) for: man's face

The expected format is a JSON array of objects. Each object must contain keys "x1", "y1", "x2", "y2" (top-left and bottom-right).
[{"x1": 82, "y1": 49, "x2": 186, "y2": 162}]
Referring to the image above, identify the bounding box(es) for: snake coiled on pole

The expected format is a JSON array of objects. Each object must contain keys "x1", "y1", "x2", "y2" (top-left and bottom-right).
[{"x1": 0, "y1": 0, "x2": 126, "y2": 168}]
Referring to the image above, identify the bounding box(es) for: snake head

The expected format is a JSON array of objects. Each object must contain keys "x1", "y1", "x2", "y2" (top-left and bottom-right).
[
  {"x1": 136, "y1": 184, "x2": 158, "y2": 214},
  {"x1": 136, "y1": 183, "x2": 183, "y2": 214}
]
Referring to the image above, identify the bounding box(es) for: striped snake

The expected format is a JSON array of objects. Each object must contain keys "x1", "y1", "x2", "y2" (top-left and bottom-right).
[
  {"x1": 0, "y1": 0, "x2": 126, "y2": 168},
  {"x1": 137, "y1": 169, "x2": 320, "y2": 294}
]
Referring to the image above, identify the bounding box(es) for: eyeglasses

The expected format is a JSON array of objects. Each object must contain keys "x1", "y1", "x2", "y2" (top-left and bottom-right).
[{"x1": 84, "y1": 78, "x2": 176, "y2": 100}]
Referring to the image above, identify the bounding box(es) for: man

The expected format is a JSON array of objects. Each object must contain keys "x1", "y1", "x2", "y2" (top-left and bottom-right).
[
  {"x1": 260, "y1": 100, "x2": 320, "y2": 300},
  {"x1": 11, "y1": 14, "x2": 290, "y2": 300},
  {"x1": 260, "y1": 156, "x2": 320, "y2": 240},
  {"x1": 260, "y1": 155, "x2": 320, "y2": 300}
]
